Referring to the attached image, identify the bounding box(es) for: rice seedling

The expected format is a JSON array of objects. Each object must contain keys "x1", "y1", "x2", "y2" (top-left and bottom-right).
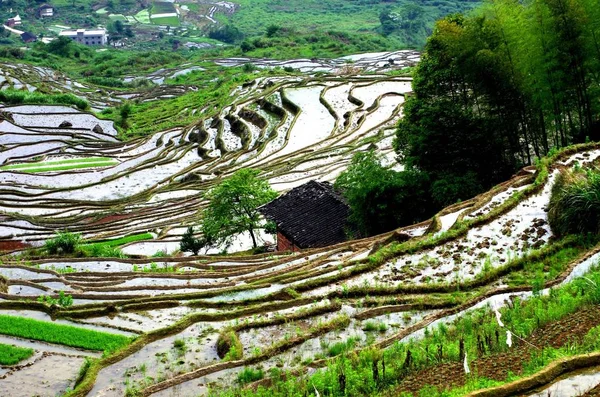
[{"x1": 0, "y1": 315, "x2": 132, "y2": 353}]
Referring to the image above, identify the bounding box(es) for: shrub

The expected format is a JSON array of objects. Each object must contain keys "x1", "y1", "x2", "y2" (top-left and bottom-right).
[
  {"x1": 173, "y1": 338, "x2": 186, "y2": 350},
  {"x1": 44, "y1": 231, "x2": 82, "y2": 255},
  {"x1": 180, "y1": 226, "x2": 210, "y2": 255},
  {"x1": 362, "y1": 321, "x2": 377, "y2": 332},
  {"x1": 217, "y1": 330, "x2": 243, "y2": 360},
  {"x1": 237, "y1": 367, "x2": 264, "y2": 384},
  {"x1": 548, "y1": 168, "x2": 600, "y2": 236}
]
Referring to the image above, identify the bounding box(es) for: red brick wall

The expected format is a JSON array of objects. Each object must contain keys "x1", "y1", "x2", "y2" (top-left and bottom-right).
[{"x1": 277, "y1": 231, "x2": 300, "y2": 252}]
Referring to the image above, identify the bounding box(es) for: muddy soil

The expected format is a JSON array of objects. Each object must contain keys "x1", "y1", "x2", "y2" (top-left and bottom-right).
[
  {"x1": 0, "y1": 353, "x2": 84, "y2": 396},
  {"x1": 387, "y1": 305, "x2": 600, "y2": 396}
]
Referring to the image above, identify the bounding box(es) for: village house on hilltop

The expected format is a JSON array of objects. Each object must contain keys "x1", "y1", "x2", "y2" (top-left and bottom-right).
[
  {"x1": 259, "y1": 180, "x2": 353, "y2": 252},
  {"x1": 59, "y1": 28, "x2": 108, "y2": 45},
  {"x1": 37, "y1": 4, "x2": 55, "y2": 18}
]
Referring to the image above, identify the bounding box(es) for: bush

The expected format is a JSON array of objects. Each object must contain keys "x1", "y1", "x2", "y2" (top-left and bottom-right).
[
  {"x1": 548, "y1": 168, "x2": 600, "y2": 236},
  {"x1": 217, "y1": 330, "x2": 243, "y2": 360},
  {"x1": 45, "y1": 231, "x2": 82, "y2": 255},
  {"x1": 237, "y1": 367, "x2": 264, "y2": 384},
  {"x1": 180, "y1": 226, "x2": 210, "y2": 255}
]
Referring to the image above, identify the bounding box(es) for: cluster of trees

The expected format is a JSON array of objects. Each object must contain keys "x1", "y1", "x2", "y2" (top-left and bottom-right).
[{"x1": 396, "y1": 0, "x2": 600, "y2": 206}]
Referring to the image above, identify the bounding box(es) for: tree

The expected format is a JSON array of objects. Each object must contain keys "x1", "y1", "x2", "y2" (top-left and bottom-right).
[
  {"x1": 119, "y1": 102, "x2": 132, "y2": 130},
  {"x1": 208, "y1": 25, "x2": 243, "y2": 44},
  {"x1": 46, "y1": 36, "x2": 75, "y2": 57},
  {"x1": 201, "y1": 169, "x2": 278, "y2": 249},
  {"x1": 335, "y1": 151, "x2": 434, "y2": 236},
  {"x1": 180, "y1": 226, "x2": 211, "y2": 255},
  {"x1": 266, "y1": 24, "x2": 281, "y2": 38}
]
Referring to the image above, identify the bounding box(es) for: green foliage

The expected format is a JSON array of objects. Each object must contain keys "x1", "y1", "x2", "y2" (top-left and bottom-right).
[
  {"x1": 0, "y1": 157, "x2": 117, "y2": 173},
  {"x1": 0, "y1": 343, "x2": 34, "y2": 365},
  {"x1": 548, "y1": 167, "x2": 600, "y2": 236},
  {"x1": 237, "y1": 367, "x2": 264, "y2": 385},
  {"x1": 209, "y1": 264, "x2": 600, "y2": 397},
  {"x1": 0, "y1": 315, "x2": 131, "y2": 353},
  {"x1": 327, "y1": 337, "x2": 358, "y2": 357},
  {"x1": 335, "y1": 150, "x2": 435, "y2": 236},
  {"x1": 217, "y1": 330, "x2": 243, "y2": 361},
  {"x1": 201, "y1": 169, "x2": 278, "y2": 249},
  {"x1": 209, "y1": 25, "x2": 244, "y2": 44},
  {"x1": 229, "y1": 0, "x2": 478, "y2": 49},
  {"x1": 37, "y1": 290, "x2": 73, "y2": 307},
  {"x1": 44, "y1": 231, "x2": 82, "y2": 255},
  {"x1": 0, "y1": 89, "x2": 89, "y2": 110},
  {"x1": 180, "y1": 226, "x2": 211, "y2": 255},
  {"x1": 396, "y1": 0, "x2": 600, "y2": 205},
  {"x1": 173, "y1": 338, "x2": 186, "y2": 350}
]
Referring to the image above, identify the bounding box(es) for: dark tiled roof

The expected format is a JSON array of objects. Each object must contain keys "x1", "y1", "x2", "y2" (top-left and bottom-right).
[
  {"x1": 259, "y1": 180, "x2": 351, "y2": 249},
  {"x1": 20, "y1": 32, "x2": 37, "y2": 42}
]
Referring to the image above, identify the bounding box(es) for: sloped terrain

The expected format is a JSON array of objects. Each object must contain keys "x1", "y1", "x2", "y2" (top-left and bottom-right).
[{"x1": 0, "y1": 56, "x2": 600, "y2": 397}]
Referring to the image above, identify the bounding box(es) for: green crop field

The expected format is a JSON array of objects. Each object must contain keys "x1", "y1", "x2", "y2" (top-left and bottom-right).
[
  {"x1": 0, "y1": 157, "x2": 118, "y2": 173},
  {"x1": 0, "y1": 316, "x2": 132, "y2": 353},
  {"x1": 0, "y1": 343, "x2": 34, "y2": 365},
  {"x1": 151, "y1": 15, "x2": 180, "y2": 26}
]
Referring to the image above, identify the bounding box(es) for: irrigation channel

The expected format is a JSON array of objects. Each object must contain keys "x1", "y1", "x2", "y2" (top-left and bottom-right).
[{"x1": 0, "y1": 52, "x2": 600, "y2": 396}]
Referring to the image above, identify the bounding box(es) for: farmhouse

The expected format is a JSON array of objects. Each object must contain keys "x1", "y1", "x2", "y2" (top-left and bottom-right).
[
  {"x1": 259, "y1": 180, "x2": 352, "y2": 252},
  {"x1": 5, "y1": 15, "x2": 21, "y2": 27},
  {"x1": 38, "y1": 4, "x2": 55, "y2": 17},
  {"x1": 20, "y1": 32, "x2": 37, "y2": 43},
  {"x1": 59, "y1": 28, "x2": 108, "y2": 45}
]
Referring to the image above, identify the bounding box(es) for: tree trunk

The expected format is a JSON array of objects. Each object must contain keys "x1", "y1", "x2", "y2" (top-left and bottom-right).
[{"x1": 248, "y1": 228, "x2": 257, "y2": 248}]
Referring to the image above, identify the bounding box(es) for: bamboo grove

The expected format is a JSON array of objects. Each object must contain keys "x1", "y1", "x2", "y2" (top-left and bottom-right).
[{"x1": 396, "y1": 0, "x2": 600, "y2": 206}]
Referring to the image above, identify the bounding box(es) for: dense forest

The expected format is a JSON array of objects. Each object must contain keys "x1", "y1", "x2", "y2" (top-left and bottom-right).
[{"x1": 395, "y1": 0, "x2": 600, "y2": 207}]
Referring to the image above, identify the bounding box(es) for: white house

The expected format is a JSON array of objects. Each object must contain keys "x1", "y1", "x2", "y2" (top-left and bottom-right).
[
  {"x1": 6, "y1": 14, "x2": 22, "y2": 26},
  {"x1": 59, "y1": 28, "x2": 108, "y2": 45},
  {"x1": 38, "y1": 4, "x2": 55, "y2": 17}
]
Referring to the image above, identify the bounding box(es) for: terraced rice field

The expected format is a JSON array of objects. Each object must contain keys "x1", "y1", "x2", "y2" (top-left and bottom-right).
[{"x1": 1, "y1": 52, "x2": 600, "y2": 396}]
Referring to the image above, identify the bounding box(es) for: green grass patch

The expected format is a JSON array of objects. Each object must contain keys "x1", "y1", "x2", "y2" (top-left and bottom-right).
[
  {"x1": 0, "y1": 343, "x2": 34, "y2": 365},
  {"x1": 0, "y1": 89, "x2": 89, "y2": 110},
  {"x1": 151, "y1": 15, "x2": 180, "y2": 26},
  {"x1": 108, "y1": 14, "x2": 127, "y2": 21},
  {"x1": 83, "y1": 232, "x2": 153, "y2": 249},
  {"x1": 134, "y1": 9, "x2": 151, "y2": 23},
  {"x1": 0, "y1": 315, "x2": 132, "y2": 353}
]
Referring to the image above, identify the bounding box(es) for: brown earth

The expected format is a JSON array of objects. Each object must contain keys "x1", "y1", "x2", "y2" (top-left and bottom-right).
[
  {"x1": 386, "y1": 305, "x2": 600, "y2": 396},
  {"x1": 0, "y1": 240, "x2": 31, "y2": 251},
  {"x1": 581, "y1": 383, "x2": 600, "y2": 397}
]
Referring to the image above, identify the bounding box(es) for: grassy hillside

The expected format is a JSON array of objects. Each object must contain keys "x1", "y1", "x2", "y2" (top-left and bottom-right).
[
  {"x1": 0, "y1": 0, "x2": 479, "y2": 54},
  {"x1": 227, "y1": 0, "x2": 479, "y2": 47}
]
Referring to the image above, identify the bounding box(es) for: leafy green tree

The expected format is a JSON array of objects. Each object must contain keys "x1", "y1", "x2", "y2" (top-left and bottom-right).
[
  {"x1": 46, "y1": 36, "x2": 75, "y2": 57},
  {"x1": 208, "y1": 25, "x2": 243, "y2": 44},
  {"x1": 180, "y1": 226, "x2": 211, "y2": 255},
  {"x1": 201, "y1": 169, "x2": 278, "y2": 249},
  {"x1": 265, "y1": 24, "x2": 281, "y2": 38},
  {"x1": 335, "y1": 151, "x2": 434, "y2": 236}
]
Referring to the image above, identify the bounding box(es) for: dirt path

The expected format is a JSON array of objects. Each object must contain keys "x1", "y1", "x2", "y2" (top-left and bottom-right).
[{"x1": 386, "y1": 305, "x2": 600, "y2": 396}]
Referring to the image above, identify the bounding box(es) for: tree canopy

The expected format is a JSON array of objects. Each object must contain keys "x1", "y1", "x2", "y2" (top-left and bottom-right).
[
  {"x1": 396, "y1": 0, "x2": 600, "y2": 206},
  {"x1": 335, "y1": 151, "x2": 434, "y2": 237},
  {"x1": 201, "y1": 168, "x2": 278, "y2": 249}
]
